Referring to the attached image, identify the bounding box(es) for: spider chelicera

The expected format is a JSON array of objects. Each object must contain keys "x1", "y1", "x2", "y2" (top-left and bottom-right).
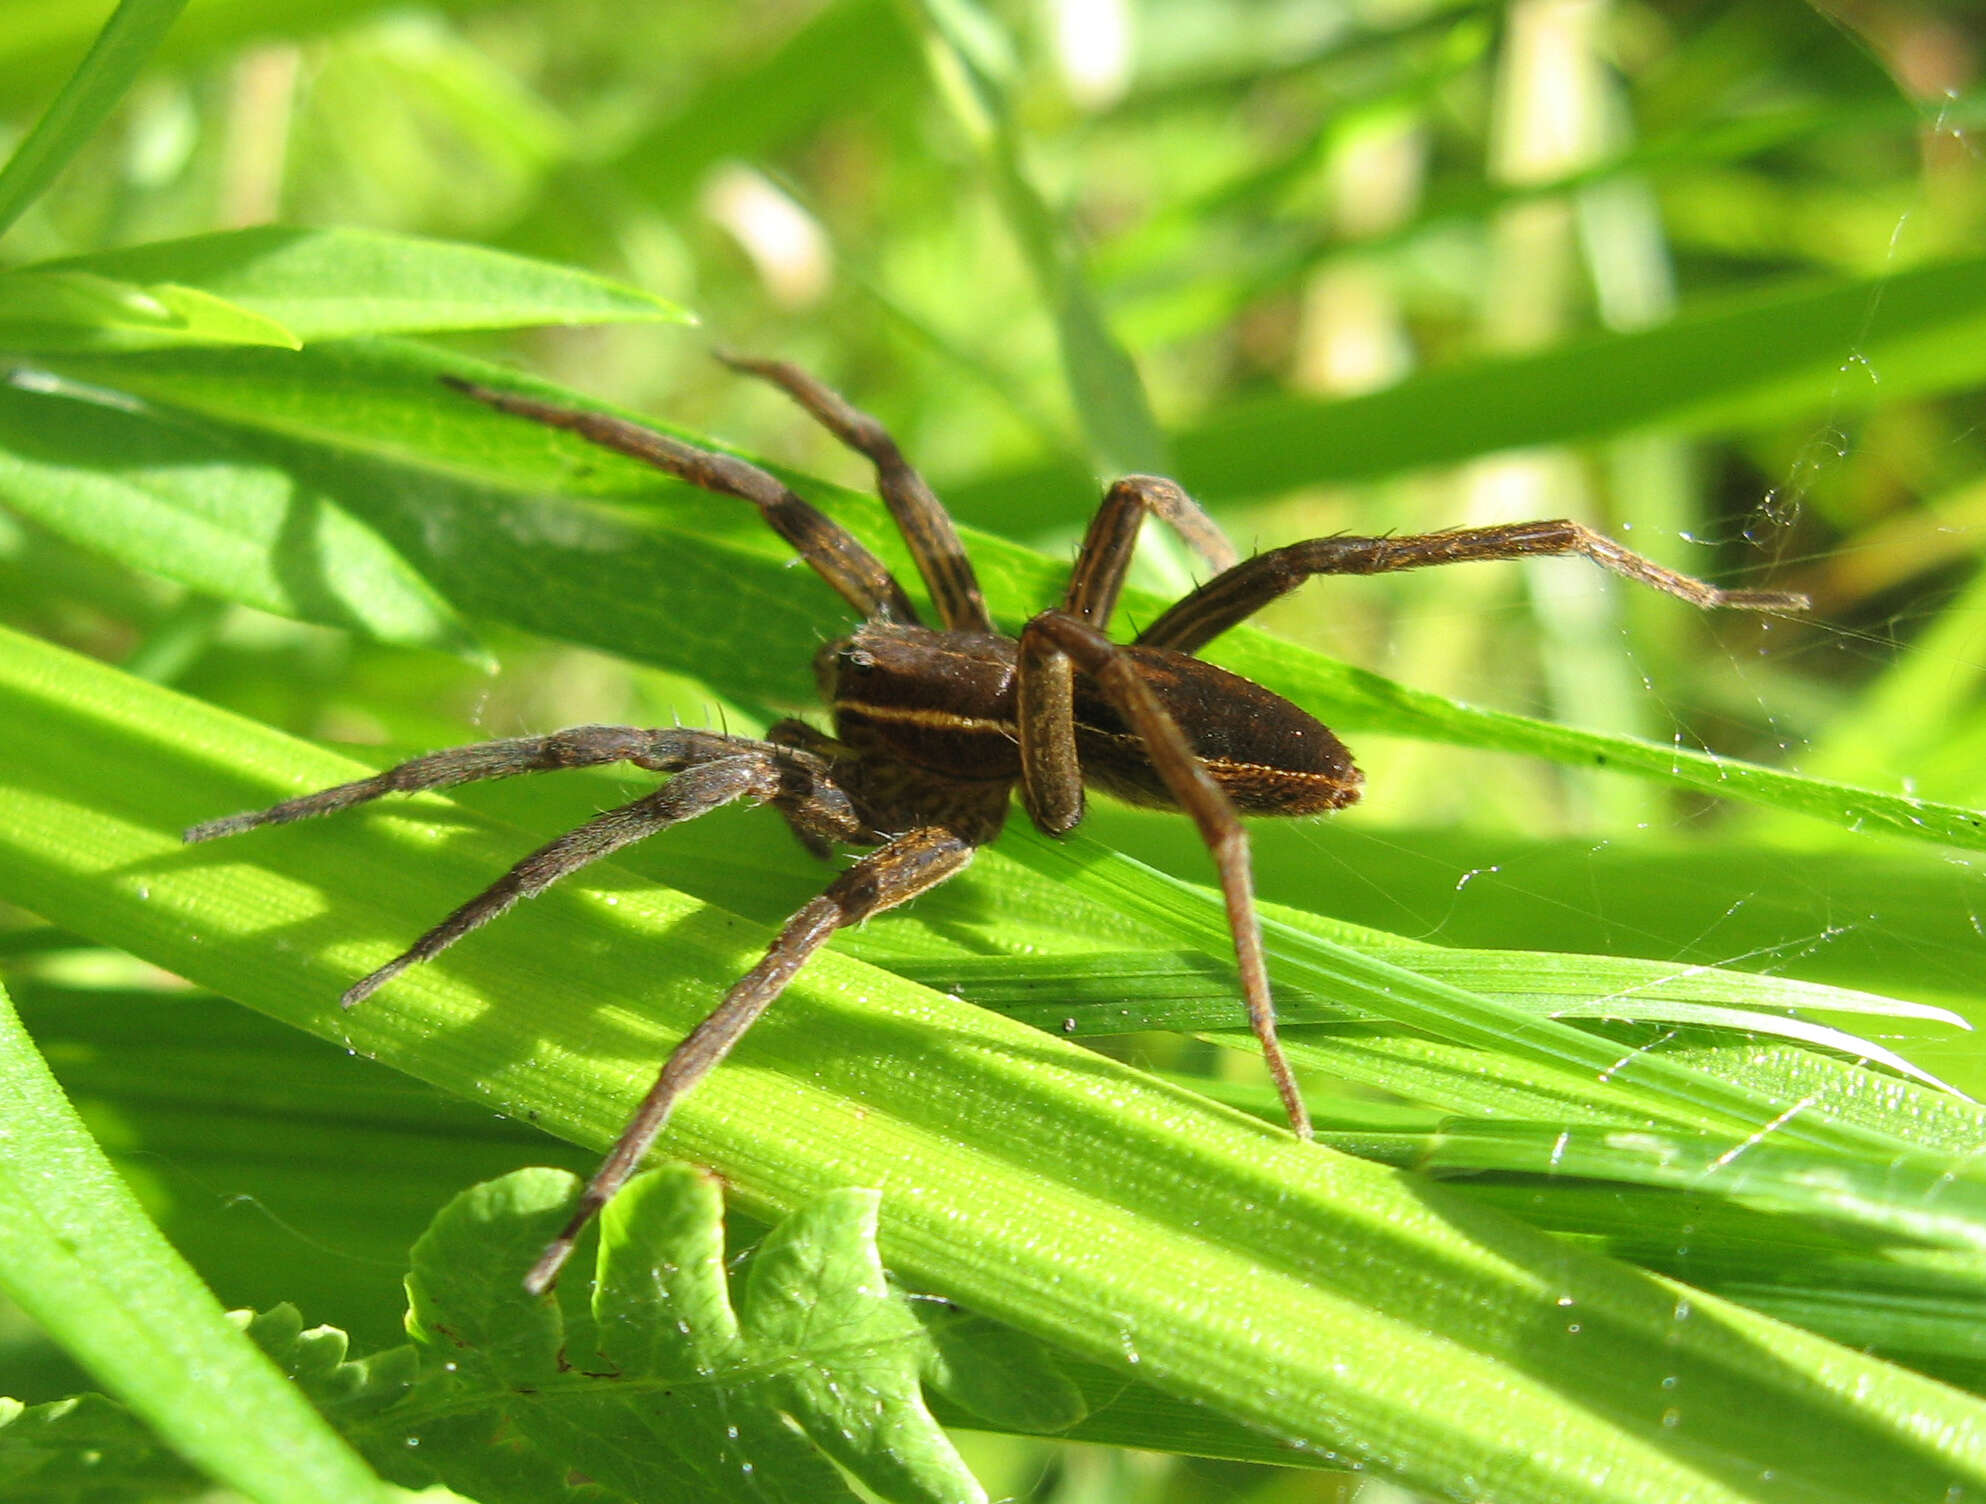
[{"x1": 186, "y1": 354, "x2": 1807, "y2": 1291}]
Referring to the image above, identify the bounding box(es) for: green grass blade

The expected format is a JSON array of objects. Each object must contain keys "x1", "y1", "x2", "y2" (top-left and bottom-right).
[
  {"x1": 25, "y1": 339, "x2": 1978, "y2": 855},
  {"x1": 216, "y1": 752, "x2": 1985, "y2": 1153},
  {"x1": 1155, "y1": 811, "x2": 1986, "y2": 1030},
  {"x1": 1416, "y1": 1121, "x2": 1986, "y2": 1255},
  {"x1": 26, "y1": 226, "x2": 689, "y2": 340},
  {"x1": 0, "y1": 0, "x2": 187, "y2": 238},
  {"x1": 907, "y1": 0, "x2": 1165, "y2": 477},
  {"x1": 0, "y1": 976, "x2": 1392, "y2": 1469},
  {"x1": 0, "y1": 379, "x2": 479, "y2": 658},
  {"x1": 9, "y1": 979, "x2": 589, "y2": 1358},
  {"x1": 0, "y1": 978, "x2": 401, "y2": 1504},
  {"x1": 0, "y1": 269, "x2": 301, "y2": 351},
  {"x1": 892, "y1": 945, "x2": 1967, "y2": 1090},
  {"x1": 614, "y1": 0, "x2": 921, "y2": 210},
  {"x1": 5, "y1": 625, "x2": 1986, "y2": 1501},
  {"x1": 944, "y1": 254, "x2": 1986, "y2": 524},
  {"x1": 1005, "y1": 832, "x2": 1907, "y2": 1156}
]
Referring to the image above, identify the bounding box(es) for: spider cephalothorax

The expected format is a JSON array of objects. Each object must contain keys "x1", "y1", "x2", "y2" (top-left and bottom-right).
[{"x1": 187, "y1": 353, "x2": 1806, "y2": 1292}]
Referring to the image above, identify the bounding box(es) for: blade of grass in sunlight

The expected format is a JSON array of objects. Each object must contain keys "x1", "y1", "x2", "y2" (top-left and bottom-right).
[
  {"x1": 8, "y1": 978, "x2": 590, "y2": 1357},
  {"x1": 1003, "y1": 830, "x2": 1917, "y2": 1157},
  {"x1": 6, "y1": 625, "x2": 1986, "y2": 1501},
  {"x1": 253, "y1": 750, "x2": 1986, "y2": 1154},
  {"x1": 0, "y1": 269, "x2": 300, "y2": 351},
  {"x1": 0, "y1": 980, "x2": 401, "y2": 1504},
  {"x1": 0, "y1": 0, "x2": 187, "y2": 238},
  {"x1": 4, "y1": 977, "x2": 1370, "y2": 1468},
  {"x1": 23, "y1": 339, "x2": 1983, "y2": 854},
  {"x1": 885, "y1": 945, "x2": 1966, "y2": 1089},
  {"x1": 0, "y1": 381, "x2": 478, "y2": 658},
  {"x1": 18, "y1": 226, "x2": 690, "y2": 342},
  {"x1": 944, "y1": 253, "x2": 1986, "y2": 527}
]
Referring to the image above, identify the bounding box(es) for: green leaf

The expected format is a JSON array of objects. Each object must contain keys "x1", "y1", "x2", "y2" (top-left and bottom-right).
[
  {"x1": 898, "y1": 944, "x2": 1968, "y2": 1090},
  {"x1": 23, "y1": 227, "x2": 690, "y2": 341},
  {"x1": 0, "y1": 0, "x2": 187, "y2": 239},
  {"x1": 403, "y1": 1172, "x2": 569, "y2": 1393},
  {"x1": 0, "y1": 978, "x2": 401, "y2": 1504},
  {"x1": 402, "y1": 1167, "x2": 983, "y2": 1504},
  {"x1": 2, "y1": 1169, "x2": 982, "y2": 1504},
  {"x1": 5, "y1": 626, "x2": 1986, "y2": 1502},
  {"x1": 736, "y1": 1182, "x2": 980, "y2": 1504},
  {"x1": 0, "y1": 269, "x2": 301, "y2": 352},
  {"x1": 914, "y1": 1308, "x2": 1088, "y2": 1434},
  {"x1": 0, "y1": 1392, "x2": 213, "y2": 1503},
  {"x1": 0, "y1": 380, "x2": 480, "y2": 659}
]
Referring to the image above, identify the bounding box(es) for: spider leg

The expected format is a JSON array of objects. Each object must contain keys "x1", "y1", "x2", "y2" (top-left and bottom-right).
[
  {"x1": 717, "y1": 353, "x2": 995, "y2": 634},
  {"x1": 765, "y1": 717, "x2": 857, "y2": 859},
  {"x1": 1017, "y1": 609, "x2": 1311, "y2": 1140},
  {"x1": 340, "y1": 751, "x2": 862, "y2": 1008},
  {"x1": 442, "y1": 377, "x2": 919, "y2": 625},
  {"x1": 1063, "y1": 475, "x2": 1241, "y2": 629},
  {"x1": 525, "y1": 823, "x2": 979, "y2": 1293},
  {"x1": 183, "y1": 727, "x2": 806, "y2": 843},
  {"x1": 1014, "y1": 476, "x2": 1245, "y2": 834},
  {"x1": 1137, "y1": 518, "x2": 1809, "y2": 655}
]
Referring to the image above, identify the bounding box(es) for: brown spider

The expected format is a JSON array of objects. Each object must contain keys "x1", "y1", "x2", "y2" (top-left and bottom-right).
[{"x1": 186, "y1": 354, "x2": 1807, "y2": 1292}]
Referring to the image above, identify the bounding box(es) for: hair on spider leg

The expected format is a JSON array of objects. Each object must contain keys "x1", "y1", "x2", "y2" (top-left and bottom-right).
[{"x1": 195, "y1": 357, "x2": 1809, "y2": 1294}]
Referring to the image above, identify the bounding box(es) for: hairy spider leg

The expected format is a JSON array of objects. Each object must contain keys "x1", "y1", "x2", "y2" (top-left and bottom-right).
[
  {"x1": 1062, "y1": 474, "x2": 1241, "y2": 625},
  {"x1": 716, "y1": 352, "x2": 995, "y2": 635},
  {"x1": 185, "y1": 727, "x2": 863, "y2": 1004},
  {"x1": 1013, "y1": 473, "x2": 1316, "y2": 1135},
  {"x1": 184, "y1": 721, "x2": 910, "y2": 1292},
  {"x1": 1017, "y1": 609, "x2": 1311, "y2": 1139},
  {"x1": 1019, "y1": 475, "x2": 1246, "y2": 835},
  {"x1": 524, "y1": 823, "x2": 978, "y2": 1293},
  {"x1": 1138, "y1": 519, "x2": 1810, "y2": 656},
  {"x1": 336, "y1": 756, "x2": 858, "y2": 1008},
  {"x1": 441, "y1": 376, "x2": 920, "y2": 626},
  {"x1": 184, "y1": 727, "x2": 789, "y2": 842}
]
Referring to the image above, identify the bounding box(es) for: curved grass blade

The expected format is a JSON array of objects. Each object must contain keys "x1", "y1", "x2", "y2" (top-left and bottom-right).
[
  {"x1": 0, "y1": 0, "x2": 187, "y2": 238},
  {"x1": 0, "y1": 980, "x2": 402, "y2": 1504},
  {"x1": 0, "y1": 269, "x2": 300, "y2": 352},
  {"x1": 27, "y1": 226, "x2": 689, "y2": 341},
  {"x1": 895, "y1": 944, "x2": 1966, "y2": 1091},
  {"x1": 943, "y1": 253, "x2": 1986, "y2": 524},
  {"x1": 0, "y1": 378, "x2": 478, "y2": 657},
  {"x1": 1414, "y1": 1120, "x2": 1986, "y2": 1255},
  {"x1": 26, "y1": 338, "x2": 1984, "y2": 855},
  {"x1": 7, "y1": 627, "x2": 1986, "y2": 1499}
]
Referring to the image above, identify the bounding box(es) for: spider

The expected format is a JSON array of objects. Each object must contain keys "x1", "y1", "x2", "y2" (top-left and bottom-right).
[{"x1": 186, "y1": 354, "x2": 1807, "y2": 1292}]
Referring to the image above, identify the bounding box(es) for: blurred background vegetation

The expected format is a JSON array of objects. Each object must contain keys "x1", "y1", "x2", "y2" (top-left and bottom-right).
[
  {"x1": 6, "y1": 0, "x2": 1980, "y2": 838},
  {"x1": 3, "y1": 1, "x2": 1985, "y2": 1500}
]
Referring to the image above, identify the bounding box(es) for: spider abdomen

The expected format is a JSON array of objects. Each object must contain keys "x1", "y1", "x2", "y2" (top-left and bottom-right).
[
  {"x1": 821, "y1": 623, "x2": 1362, "y2": 816},
  {"x1": 1074, "y1": 647, "x2": 1363, "y2": 816}
]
